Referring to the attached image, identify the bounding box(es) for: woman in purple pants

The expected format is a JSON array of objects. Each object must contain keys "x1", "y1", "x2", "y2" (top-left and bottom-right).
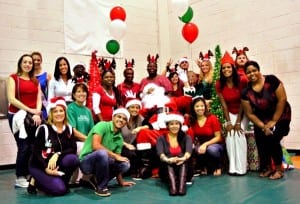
[{"x1": 28, "y1": 97, "x2": 79, "y2": 196}]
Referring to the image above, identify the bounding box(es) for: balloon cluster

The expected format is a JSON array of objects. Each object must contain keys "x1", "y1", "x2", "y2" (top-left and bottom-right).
[
  {"x1": 172, "y1": 0, "x2": 199, "y2": 44},
  {"x1": 106, "y1": 6, "x2": 127, "y2": 55}
]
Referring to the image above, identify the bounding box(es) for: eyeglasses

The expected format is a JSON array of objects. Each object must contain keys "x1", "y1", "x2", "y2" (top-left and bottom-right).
[{"x1": 181, "y1": 61, "x2": 188, "y2": 64}]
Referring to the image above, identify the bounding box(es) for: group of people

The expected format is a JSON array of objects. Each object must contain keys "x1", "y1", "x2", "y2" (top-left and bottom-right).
[{"x1": 6, "y1": 47, "x2": 291, "y2": 197}]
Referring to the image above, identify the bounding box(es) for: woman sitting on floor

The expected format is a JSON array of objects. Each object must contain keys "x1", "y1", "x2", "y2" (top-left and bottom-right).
[
  {"x1": 28, "y1": 97, "x2": 79, "y2": 196},
  {"x1": 156, "y1": 112, "x2": 192, "y2": 196}
]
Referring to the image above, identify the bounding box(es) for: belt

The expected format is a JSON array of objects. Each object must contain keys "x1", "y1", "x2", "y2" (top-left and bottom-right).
[{"x1": 156, "y1": 107, "x2": 170, "y2": 114}]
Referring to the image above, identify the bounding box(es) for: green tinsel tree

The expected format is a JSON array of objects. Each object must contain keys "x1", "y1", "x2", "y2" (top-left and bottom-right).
[{"x1": 210, "y1": 45, "x2": 225, "y2": 124}]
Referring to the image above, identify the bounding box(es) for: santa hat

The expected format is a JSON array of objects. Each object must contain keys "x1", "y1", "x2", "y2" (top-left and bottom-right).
[
  {"x1": 125, "y1": 98, "x2": 142, "y2": 109},
  {"x1": 178, "y1": 57, "x2": 189, "y2": 64},
  {"x1": 113, "y1": 108, "x2": 130, "y2": 121},
  {"x1": 199, "y1": 50, "x2": 213, "y2": 61},
  {"x1": 47, "y1": 97, "x2": 67, "y2": 113},
  {"x1": 221, "y1": 51, "x2": 235, "y2": 66},
  {"x1": 125, "y1": 58, "x2": 135, "y2": 68},
  {"x1": 232, "y1": 47, "x2": 249, "y2": 57},
  {"x1": 164, "y1": 112, "x2": 184, "y2": 124}
]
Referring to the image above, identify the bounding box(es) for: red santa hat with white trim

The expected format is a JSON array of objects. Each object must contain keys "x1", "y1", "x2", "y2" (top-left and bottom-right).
[{"x1": 47, "y1": 96, "x2": 67, "y2": 113}]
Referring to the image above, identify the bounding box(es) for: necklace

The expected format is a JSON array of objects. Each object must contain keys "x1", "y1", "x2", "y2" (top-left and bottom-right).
[{"x1": 56, "y1": 132, "x2": 63, "y2": 153}]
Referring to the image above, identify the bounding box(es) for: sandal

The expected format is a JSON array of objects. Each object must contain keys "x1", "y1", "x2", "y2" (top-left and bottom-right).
[
  {"x1": 213, "y1": 169, "x2": 222, "y2": 176},
  {"x1": 269, "y1": 170, "x2": 284, "y2": 180},
  {"x1": 201, "y1": 168, "x2": 207, "y2": 175},
  {"x1": 259, "y1": 169, "x2": 274, "y2": 178}
]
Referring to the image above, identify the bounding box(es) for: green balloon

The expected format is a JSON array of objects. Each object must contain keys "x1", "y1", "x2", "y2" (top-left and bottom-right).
[
  {"x1": 106, "y1": 39, "x2": 120, "y2": 55},
  {"x1": 179, "y1": 6, "x2": 193, "y2": 23}
]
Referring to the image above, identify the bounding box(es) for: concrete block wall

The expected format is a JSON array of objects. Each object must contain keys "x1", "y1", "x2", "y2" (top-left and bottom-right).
[{"x1": 0, "y1": 0, "x2": 299, "y2": 165}]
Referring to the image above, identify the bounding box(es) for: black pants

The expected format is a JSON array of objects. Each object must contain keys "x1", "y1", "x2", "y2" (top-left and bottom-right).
[{"x1": 254, "y1": 119, "x2": 290, "y2": 171}]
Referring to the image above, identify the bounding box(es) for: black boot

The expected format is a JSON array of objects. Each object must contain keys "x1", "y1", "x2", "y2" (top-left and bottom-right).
[
  {"x1": 167, "y1": 165, "x2": 177, "y2": 196},
  {"x1": 178, "y1": 163, "x2": 187, "y2": 196},
  {"x1": 27, "y1": 177, "x2": 37, "y2": 194}
]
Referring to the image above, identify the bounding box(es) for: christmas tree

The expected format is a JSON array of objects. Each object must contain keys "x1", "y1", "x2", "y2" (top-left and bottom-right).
[
  {"x1": 86, "y1": 51, "x2": 101, "y2": 111},
  {"x1": 210, "y1": 45, "x2": 225, "y2": 124}
]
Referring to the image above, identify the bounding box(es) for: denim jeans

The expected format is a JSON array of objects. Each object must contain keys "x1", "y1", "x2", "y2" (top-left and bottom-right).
[
  {"x1": 195, "y1": 143, "x2": 225, "y2": 171},
  {"x1": 80, "y1": 149, "x2": 130, "y2": 189},
  {"x1": 8, "y1": 113, "x2": 31, "y2": 177}
]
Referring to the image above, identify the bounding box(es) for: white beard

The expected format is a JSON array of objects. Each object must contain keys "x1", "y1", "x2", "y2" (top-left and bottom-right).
[{"x1": 141, "y1": 83, "x2": 170, "y2": 109}]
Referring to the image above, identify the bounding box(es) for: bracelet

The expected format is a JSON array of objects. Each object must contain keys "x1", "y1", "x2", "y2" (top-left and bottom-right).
[
  {"x1": 224, "y1": 121, "x2": 232, "y2": 126},
  {"x1": 236, "y1": 123, "x2": 241, "y2": 125}
]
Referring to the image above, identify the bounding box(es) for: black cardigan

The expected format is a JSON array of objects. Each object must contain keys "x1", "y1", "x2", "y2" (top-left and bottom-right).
[
  {"x1": 29, "y1": 124, "x2": 77, "y2": 170},
  {"x1": 156, "y1": 131, "x2": 193, "y2": 158}
]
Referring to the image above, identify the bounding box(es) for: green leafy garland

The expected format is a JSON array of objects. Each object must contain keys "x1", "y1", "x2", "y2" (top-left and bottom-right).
[{"x1": 210, "y1": 45, "x2": 225, "y2": 124}]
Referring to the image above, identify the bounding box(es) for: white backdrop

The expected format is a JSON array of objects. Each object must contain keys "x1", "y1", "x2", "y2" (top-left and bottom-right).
[{"x1": 64, "y1": 0, "x2": 123, "y2": 57}]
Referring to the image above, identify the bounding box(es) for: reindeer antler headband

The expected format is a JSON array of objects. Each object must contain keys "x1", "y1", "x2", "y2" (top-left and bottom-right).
[
  {"x1": 147, "y1": 54, "x2": 159, "y2": 64},
  {"x1": 125, "y1": 58, "x2": 135, "y2": 69},
  {"x1": 232, "y1": 47, "x2": 249, "y2": 56},
  {"x1": 199, "y1": 50, "x2": 213, "y2": 61}
]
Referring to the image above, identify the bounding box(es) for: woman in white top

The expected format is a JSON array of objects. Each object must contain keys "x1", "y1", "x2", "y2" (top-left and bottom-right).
[{"x1": 48, "y1": 57, "x2": 74, "y2": 104}]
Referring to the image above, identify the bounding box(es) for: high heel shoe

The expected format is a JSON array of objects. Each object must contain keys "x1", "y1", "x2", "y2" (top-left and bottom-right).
[{"x1": 27, "y1": 177, "x2": 37, "y2": 194}]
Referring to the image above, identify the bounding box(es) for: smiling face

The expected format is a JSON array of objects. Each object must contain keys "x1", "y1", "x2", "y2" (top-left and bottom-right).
[
  {"x1": 19, "y1": 56, "x2": 33, "y2": 75},
  {"x1": 221, "y1": 63, "x2": 233, "y2": 78},
  {"x1": 236, "y1": 54, "x2": 248, "y2": 67},
  {"x1": 59, "y1": 59, "x2": 69, "y2": 76},
  {"x1": 124, "y1": 68, "x2": 134, "y2": 82},
  {"x1": 193, "y1": 99, "x2": 206, "y2": 117},
  {"x1": 170, "y1": 73, "x2": 179, "y2": 84},
  {"x1": 147, "y1": 62, "x2": 158, "y2": 77},
  {"x1": 112, "y1": 113, "x2": 128, "y2": 130},
  {"x1": 245, "y1": 65, "x2": 261, "y2": 83},
  {"x1": 51, "y1": 105, "x2": 66, "y2": 124},
  {"x1": 102, "y1": 70, "x2": 115, "y2": 87},
  {"x1": 73, "y1": 86, "x2": 87, "y2": 104},
  {"x1": 200, "y1": 61, "x2": 211, "y2": 74},
  {"x1": 167, "y1": 120, "x2": 181, "y2": 135},
  {"x1": 32, "y1": 54, "x2": 42, "y2": 70},
  {"x1": 127, "y1": 104, "x2": 140, "y2": 117},
  {"x1": 179, "y1": 60, "x2": 189, "y2": 70}
]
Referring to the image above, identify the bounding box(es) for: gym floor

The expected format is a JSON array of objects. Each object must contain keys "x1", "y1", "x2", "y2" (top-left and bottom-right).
[{"x1": 1, "y1": 167, "x2": 300, "y2": 204}]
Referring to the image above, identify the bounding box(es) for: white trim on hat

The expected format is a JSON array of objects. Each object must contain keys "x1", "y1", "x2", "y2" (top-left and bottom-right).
[
  {"x1": 47, "y1": 99, "x2": 67, "y2": 114},
  {"x1": 112, "y1": 108, "x2": 130, "y2": 121},
  {"x1": 164, "y1": 113, "x2": 184, "y2": 124},
  {"x1": 179, "y1": 57, "x2": 189, "y2": 64},
  {"x1": 125, "y1": 99, "x2": 142, "y2": 109}
]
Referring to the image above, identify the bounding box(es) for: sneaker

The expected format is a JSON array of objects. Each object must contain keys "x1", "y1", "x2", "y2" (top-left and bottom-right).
[
  {"x1": 95, "y1": 188, "x2": 111, "y2": 197},
  {"x1": 15, "y1": 177, "x2": 29, "y2": 188},
  {"x1": 186, "y1": 181, "x2": 193, "y2": 185},
  {"x1": 132, "y1": 174, "x2": 143, "y2": 181}
]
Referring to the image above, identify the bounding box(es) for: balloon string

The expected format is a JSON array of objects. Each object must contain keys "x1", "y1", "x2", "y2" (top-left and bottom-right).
[{"x1": 188, "y1": 43, "x2": 193, "y2": 69}]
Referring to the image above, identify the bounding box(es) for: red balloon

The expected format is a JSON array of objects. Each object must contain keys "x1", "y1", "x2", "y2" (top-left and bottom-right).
[
  {"x1": 181, "y1": 22, "x2": 199, "y2": 43},
  {"x1": 110, "y1": 6, "x2": 126, "y2": 21}
]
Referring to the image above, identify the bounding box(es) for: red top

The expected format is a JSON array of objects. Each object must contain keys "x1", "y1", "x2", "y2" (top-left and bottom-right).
[
  {"x1": 166, "y1": 135, "x2": 182, "y2": 156},
  {"x1": 140, "y1": 75, "x2": 173, "y2": 93},
  {"x1": 215, "y1": 78, "x2": 247, "y2": 114},
  {"x1": 117, "y1": 82, "x2": 140, "y2": 107},
  {"x1": 237, "y1": 68, "x2": 248, "y2": 83},
  {"x1": 190, "y1": 114, "x2": 221, "y2": 144},
  {"x1": 95, "y1": 86, "x2": 116, "y2": 121},
  {"x1": 8, "y1": 74, "x2": 39, "y2": 113}
]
